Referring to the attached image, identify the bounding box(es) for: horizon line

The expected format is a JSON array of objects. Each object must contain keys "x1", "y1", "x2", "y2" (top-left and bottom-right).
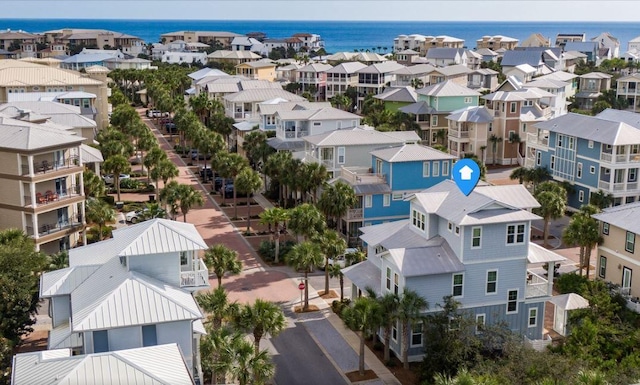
[{"x1": 0, "y1": 18, "x2": 636, "y2": 23}]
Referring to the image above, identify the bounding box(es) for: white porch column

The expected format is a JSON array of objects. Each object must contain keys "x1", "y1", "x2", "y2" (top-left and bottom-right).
[{"x1": 547, "y1": 262, "x2": 554, "y2": 296}]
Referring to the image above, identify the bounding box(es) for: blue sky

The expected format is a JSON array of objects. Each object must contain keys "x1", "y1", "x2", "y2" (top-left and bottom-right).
[{"x1": 5, "y1": 1, "x2": 640, "y2": 21}]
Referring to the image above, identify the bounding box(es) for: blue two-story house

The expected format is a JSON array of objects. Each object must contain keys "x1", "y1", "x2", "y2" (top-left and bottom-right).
[
  {"x1": 527, "y1": 109, "x2": 640, "y2": 209},
  {"x1": 343, "y1": 180, "x2": 565, "y2": 363},
  {"x1": 337, "y1": 144, "x2": 454, "y2": 246}
]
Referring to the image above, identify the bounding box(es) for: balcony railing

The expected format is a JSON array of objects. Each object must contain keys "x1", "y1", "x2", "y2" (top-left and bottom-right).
[
  {"x1": 526, "y1": 133, "x2": 548, "y2": 147},
  {"x1": 340, "y1": 167, "x2": 386, "y2": 185},
  {"x1": 448, "y1": 129, "x2": 470, "y2": 139},
  {"x1": 346, "y1": 208, "x2": 363, "y2": 220},
  {"x1": 25, "y1": 185, "x2": 81, "y2": 207},
  {"x1": 21, "y1": 156, "x2": 80, "y2": 176},
  {"x1": 598, "y1": 180, "x2": 634, "y2": 192},
  {"x1": 600, "y1": 153, "x2": 612, "y2": 162},
  {"x1": 525, "y1": 271, "x2": 550, "y2": 298},
  {"x1": 304, "y1": 152, "x2": 333, "y2": 168},
  {"x1": 180, "y1": 259, "x2": 209, "y2": 288},
  {"x1": 26, "y1": 216, "x2": 83, "y2": 237},
  {"x1": 600, "y1": 152, "x2": 640, "y2": 164}
]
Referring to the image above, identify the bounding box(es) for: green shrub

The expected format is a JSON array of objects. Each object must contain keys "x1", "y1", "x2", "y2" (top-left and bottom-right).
[
  {"x1": 258, "y1": 240, "x2": 275, "y2": 262},
  {"x1": 119, "y1": 178, "x2": 140, "y2": 189},
  {"x1": 555, "y1": 272, "x2": 589, "y2": 294},
  {"x1": 99, "y1": 195, "x2": 115, "y2": 206},
  {"x1": 86, "y1": 225, "x2": 114, "y2": 244},
  {"x1": 331, "y1": 298, "x2": 351, "y2": 317}
]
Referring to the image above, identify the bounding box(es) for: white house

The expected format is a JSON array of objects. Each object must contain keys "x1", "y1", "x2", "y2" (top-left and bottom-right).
[
  {"x1": 591, "y1": 32, "x2": 620, "y2": 58},
  {"x1": 38, "y1": 219, "x2": 210, "y2": 381}
]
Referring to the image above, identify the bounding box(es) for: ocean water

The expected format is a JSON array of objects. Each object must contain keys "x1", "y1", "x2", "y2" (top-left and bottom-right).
[{"x1": 1, "y1": 19, "x2": 639, "y2": 54}]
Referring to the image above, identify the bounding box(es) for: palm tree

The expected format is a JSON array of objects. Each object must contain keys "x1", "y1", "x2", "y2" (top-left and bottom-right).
[
  {"x1": 85, "y1": 199, "x2": 115, "y2": 241},
  {"x1": 150, "y1": 158, "x2": 179, "y2": 199},
  {"x1": 228, "y1": 339, "x2": 275, "y2": 385},
  {"x1": 234, "y1": 299, "x2": 286, "y2": 354},
  {"x1": 480, "y1": 145, "x2": 487, "y2": 164},
  {"x1": 136, "y1": 128, "x2": 157, "y2": 175},
  {"x1": 488, "y1": 134, "x2": 503, "y2": 165},
  {"x1": 534, "y1": 181, "x2": 567, "y2": 247},
  {"x1": 143, "y1": 146, "x2": 166, "y2": 184},
  {"x1": 313, "y1": 229, "x2": 346, "y2": 296},
  {"x1": 218, "y1": 153, "x2": 249, "y2": 218},
  {"x1": 83, "y1": 170, "x2": 106, "y2": 198},
  {"x1": 317, "y1": 181, "x2": 356, "y2": 232},
  {"x1": 203, "y1": 244, "x2": 242, "y2": 288},
  {"x1": 195, "y1": 129, "x2": 225, "y2": 181},
  {"x1": 264, "y1": 151, "x2": 292, "y2": 205},
  {"x1": 196, "y1": 286, "x2": 240, "y2": 328},
  {"x1": 258, "y1": 207, "x2": 290, "y2": 264},
  {"x1": 288, "y1": 203, "x2": 326, "y2": 243},
  {"x1": 528, "y1": 167, "x2": 551, "y2": 191},
  {"x1": 300, "y1": 162, "x2": 328, "y2": 203},
  {"x1": 375, "y1": 291, "x2": 400, "y2": 363},
  {"x1": 286, "y1": 241, "x2": 323, "y2": 311},
  {"x1": 329, "y1": 263, "x2": 346, "y2": 301},
  {"x1": 235, "y1": 167, "x2": 263, "y2": 233},
  {"x1": 176, "y1": 183, "x2": 204, "y2": 222},
  {"x1": 341, "y1": 296, "x2": 382, "y2": 376},
  {"x1": 103, "y1": 154, "x2": 131, "y2": 202},
  {"x1": 397, "y1": 289, "x2": 428, "y2": 369},
  {"x1": 508, "y1": 132, "x2": 522, "y2": 165},
  {"x1": 47, "y1": 250, "x2": 69, "y2": 271},
  {"x1": 589, "y1": 189, "x2": 614, "y2": 210},
  {"x1": 159, "y1": 180, "x2": 181, "y2": 220},
  {"x1": 200, "y1": 326, "x2": 243, "y2": 385},
  {"x1": 562, "y1": 205, "x2": 602, "y2": 278},
  {"x1": 510, "y1": 167, "x2": 529, "y2": 184}
]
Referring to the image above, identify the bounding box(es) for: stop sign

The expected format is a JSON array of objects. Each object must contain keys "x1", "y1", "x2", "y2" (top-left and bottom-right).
[{"x1": 298, "y1": 282, "x2": 305, "y2": 290}]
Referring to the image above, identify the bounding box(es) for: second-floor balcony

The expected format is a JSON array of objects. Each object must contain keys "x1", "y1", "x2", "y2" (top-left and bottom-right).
[
  {"x1": 180, "y1": 259, "x2": 209, "y2": 288},
  {"x1": 21, "y1": 156, "x2": 80, "y2": 176},
  {"x1": 304, "y1": 151, "x2": 333, "y2": 169},
  {"x1": 597, "y1": 180, "x2": 640, "y2": 192},
  {"x1": 600, "y1": 152, "x2": 640, "y2": 164},
  {"x1": 525, "y1": 270, "x2": 551, "y2": 298},
  {"x1": 24, "y1": 185, "x2": 81, "y2": 208},
  {"x1": 26, "y1": 214, "x2": 84, "y2": 238},
  {"x1": 340, "y1": 167, "x2": 386, "y2": 185},
  {"x1": 448, "y1": 128, "x2": 470, "y2": 139},
  {"x1": 527, "y1": 132, "x2": 549, "y2": 147},
  {"x1": 346, "y1": 208, "x2": 363, "y2": 220}
]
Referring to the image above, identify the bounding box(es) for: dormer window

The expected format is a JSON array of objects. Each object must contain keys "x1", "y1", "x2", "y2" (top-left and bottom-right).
[{"x1": 412, "y1": 209, "x2": 425, "y2": 231}]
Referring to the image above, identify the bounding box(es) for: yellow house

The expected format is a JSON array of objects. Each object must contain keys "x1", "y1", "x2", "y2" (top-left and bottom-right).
[
  {"x1": 593, "y1": 203, "x2": 640, "y2": 300},
  {"x1": 235, "y1": 62, "x2": 277, "y2": 82},
  {"x1": 0, "y1": 115, "x2": 87, "y2": 253},
  {"x1": 0, "y1": 60, "x2": 110, "y2": 131}
]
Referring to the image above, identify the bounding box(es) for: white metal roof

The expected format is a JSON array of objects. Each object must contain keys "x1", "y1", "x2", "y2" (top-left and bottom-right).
[
  {"x1": 549, "y1": 293, "x2": 589, "y2": 310},
  {"x1": 534, "y1": 113, "x2": 640, "y2": 146},
  {"x1": 416, "y1": 80, "x2": 480, "y2": 97},
  {"x1": 40, "y1": 265, "x2": 100, "y2": 297},
  {"x1": 113, "y1": 218, "x2": 208, "y2": 257},
  {"x1": 225, "y1": 88, "x2": 305, "y2": 103},
  {"x1": 387, "y1": 239, "x2": 464, "y2": 277},
  {"x1": 342, "y1": 259, "x2": 381, "y2": 295},
  {"x1": 80, "y1": 144, "x2": 104, "y2": 163},
  {"x1": 12, "y1": 344, "x2": 194, "y2": 385},
  {"x1": 527, "y1": 243, "x2": 566, "y2": 264},
  {"x1": 370, "y1": 144, "x2": 455, "y2": 162},
  {"x1": 0, "y1": 115, "x2": 85, "y2": 151},
  {"x1": 304, "y1": 129, "x2": 419, "y2": 146},
  {"x1": 593, "y1": 201, "x2": 640, "y2": 234}
]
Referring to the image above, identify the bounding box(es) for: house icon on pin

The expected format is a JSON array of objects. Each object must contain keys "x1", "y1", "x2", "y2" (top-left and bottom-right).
[{"x1": 459, "y1": 165, "x2": 473, "y2": 180}]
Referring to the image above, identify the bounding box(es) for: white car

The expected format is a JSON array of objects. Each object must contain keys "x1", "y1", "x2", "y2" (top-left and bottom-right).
[
  {"x1": 102, "y1": 174, "x2": 130, "y2": 185},
  {"x1": 328, "y1": 248, "x2": 359, "y2": 268}
]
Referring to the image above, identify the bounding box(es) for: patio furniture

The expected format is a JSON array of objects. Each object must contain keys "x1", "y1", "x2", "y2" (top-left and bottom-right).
[
  {"x1": 36, "y1": 192, "x2": 46, "y2": 204},
  {"x1": 45, "y1": 190, "x2": 58, "y2": 202}
]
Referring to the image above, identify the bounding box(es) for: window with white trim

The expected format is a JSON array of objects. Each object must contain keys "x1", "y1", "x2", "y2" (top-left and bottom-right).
[
  {"x1": 475, "y1": 314, "x2": 485, "y2": 334},
  {"x1": 588, "y1": 140, "x2": 594, "y2": 148},
  {"x1": 471, "y1": 226, "x2": 482, "y2": 248},
  {"x1": 626, "y1": 231, "x2": 635, "y2": 253},
  {"x1": 412, "y1": 210, "x2": 425, "y2": 231},
  {"x1": 590, "y1": 165, "x2": 595, "y2": 174},
  {"x1": 448, "y1": 222, "x2": 453, "y2": 232},
  {"x1": 411, "y1": 323, "x2": 423, "y2": 347},
  {"x1": 602, "y1": 222, "x2": 609, "y2": 235},
  {"x1": 452, "y1": 273, "x2": 463, "y2": 297},
  {"x1": 507, "y1": 289, "x2": 518, "y2": 314},
  {"x1": 364, "y1": 195, "x2": 372, "y2": 208},
  {"x1": 386, "y1": 267, "x2": 391, "y2": 290},
  {"x1": 422, "y1": 161, "x2": 430, "y2": 177},
  {"x1": 486, "y1": 270, "x2": 497, "y2": 294},
  {"x1": 510, "y1": 102, "x2": 517, "y2": 113},
  {"x1": 392, "y1": 321, "x2": 398, "y2": 341},
  {"x1": 383, "y1": 194, "x2": 390, "y2": 207},
  {"x1": 394, "y1": 273, "x2": 399, "y2": 295},
  {"x1": 536, "y1": 151, "x2": 541, "y2": 166},
  {"x1": 433, "y1": 161, "x2": 440, "y2": 177},
  {"x1": 577, "y1": 162, "x2": 583, "y2": 178},
  {"x1": 550, "y1": 155, "x2": 555, "y2": 170},
  {"x1": 506, "y1": 224, "x2": 526, "y2": 245},
  {"x1": 528, "y1": 308, "x2": 537, "y2": 327},
  {"x1": 578, "y1": 190, "x2": 584, "y2": 202},
  {"x1": 464, "y1": 97, "x2": 472, "y2": 103},
  {"x1": 455, "y1": 226, "x2": 460, "y2": 235},
  {"x1": 599, "y1": 256, "x2": 607, "y2": 278},
  {"x1": 431, "y1": 115, "x2": 438, "y2": 126},
  {"x1": 442, "y1": 161, "x2": 450, "y2": 176},
  {"x1": 392, "y1": 193, "x2": 403, "y2": 200},
  {"x1": 337, "y1": 146, "x2": 345, "y2": 164}
]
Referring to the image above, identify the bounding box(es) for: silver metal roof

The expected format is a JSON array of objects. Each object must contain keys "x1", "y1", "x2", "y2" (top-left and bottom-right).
[
  {"x1": 387, "y1": 239, "x2": 464, "y2": 277},
  {"x1": 225, "y1": 88, "x2": 305, "y2": 103},
  {"x1": 595, "y1": 108, "x2": 640, "y2": 129},
  {"x1": 342, "y1": 259, "x2": 381, "y2": 295},
  {"x1": 446, "y1": 106, "x2": 494, "y2": 123},
  {"x1": 416, "y1": 80, "x2": 480, "y2": 97},
  {"x1": 370, "y1": 144, "x2": 455, "y2": 162},
  {"x1": 549, "y1": 293, "x2": 589, "y2": 310},
  {"x1": 0, "y1": 115, "x2": 84, "y2": 151},
  {"x1": 527, "y1": 243, "x2": 566, "y2": 264},
  {"x1": 373, "y1": 87, "x2": 418, "y2": 103},
  {"x1": 534, "y1": 113, "x2": 640, "y2": 146},
  {"x1": 593, "y1": 201, "x2": 640, "y2": 234},
  {"x1": 304, "y1": 129, "x2": 419, "y2": 147}
]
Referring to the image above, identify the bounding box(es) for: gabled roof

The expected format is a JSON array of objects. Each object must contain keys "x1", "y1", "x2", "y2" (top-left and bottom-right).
[
  {"x1": 40, "y1": 265, "x2": 100, "y2": 297},
  {"x1": 325, "y1": 52, "x2": 358, "y2": 61},
  {"x1": 298, "y1": 63, "x2": 333, "y2": 73},
  {"x1": 356, "y1": 61, "x2": 405, "y2": 74},
  {"x1": 446, "y1": 106, "x2": 494, "y2": 123},
  {"x1": 538, "y1": 71, "x2": 578, "y2": 82},
  {"x1": 326, "y1": 61, "x2": 368, "y2": 74},
  {"x1": 374, "y1": 86, "x2": 417, "y2": 103},
  {"x1": 360, "y1": 220, "x2": 431, "y2": 249},
  {"x1": 616, "y1": 73, "x2": 640, "y2": 82},
  {"x1": 236, "y1": 61, "x2": 276, "y2": 69},
  {"x1": 534, "y1": 112, "x2": 640, "y2": 145},
  {"x1": 304, "y1": 128, "x2": 419, "y2": 146},
  {"x1": 258, "y1": 101, "x2": 329, "y2": 115},
  {"x1": 432, "y1": 64, "x2": 472, "y2": 77},
  {"x1": 524, "y1": 78, "x2": 568, "y2": 90},
  {"x1": 370, "y1": 144, "x2": 454, "y2": 162},
  {"x1": 12, "y1": 344, "x2": 195, "y2": 385},
  {"x1": 579, "y1": 71, "x2": 612, "y2": 79},
  {"x1": 398, "y1": 101, "x2": 436, "y2": 115},
  {"x1": 387, "y1": 238, "x2": 464, "y2": 277},
  {"x1": 595, "y1": 108, "x2": 640, "y2": 129},
  {"x1": 413, "y1": 180, "x2": 540, "y2": 225},
  {"x1": 564, "y1": 41, "x2": 599, "y2": 52},
  {"x1": 549, "y1": 293, "x2": 589, "y2": 310},
  {"x1": 81, "y1": 144, "x2": 104, "y2": 163},
  {"x1": 224, "y1": 88, "x2": 305, "y2": 103},
  {"x1": 0, "y1": 59, "x2": 104, "y2": 87},
  {"x1": 188, "y1": 67, "x2": 229, "y2": 81},
  {"x1": 475, "y1": 48, "x2": 498, "y2": 56},
  {"x1": 342, "y1": 260, "x2": 381, "y2": 295},
  {"x1": 417, "y1": 80, "x2": 480, "y2": 98},
  {"x1": 392, "y1": 63, "x2": 436, "y2": 76},
  {"x1": 113, "y1": 219, "x2": 208, "y2": 257},
  {"x1": 482, "y1": 87, "x2": 554, "y2": 102},
  {"x1": 276, "y1": 106, "x2": 360, "y2": 121},
  {"x1": 593, "y1": 200, "x2": 640, "y2": 233},
  {"x1": 425, "y1": 48, "x2": 465, "y2": 60}
]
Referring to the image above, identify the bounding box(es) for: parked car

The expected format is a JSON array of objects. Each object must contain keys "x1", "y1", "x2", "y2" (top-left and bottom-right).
[
  {"x1": 328, "y1": 248, "x2": 359, "y2": 268},
  {"x1": 165, "y1": 123, "x2": 177, "y2": 134},
  {"x1": 190, "y1": 150, "x2": 212, "y2": 160},
  {"x1": 214, "y1": 177, "x2": 233, "y2": 192},
  {"x1": 146, "y1": 109, "x2": 160, "y2": 118},
  {"x1": 125, "y1": 207, "x2": 167, "y2": 224},
  {"x1": 221, "y1": 183, "x2": 250, "y2": 199},
  {"x1": 199, "y1": 166, "x2": 216, "y2": 180},
  {"x1": 102, "y1": 174, "x2": 130, "y2": 185}
]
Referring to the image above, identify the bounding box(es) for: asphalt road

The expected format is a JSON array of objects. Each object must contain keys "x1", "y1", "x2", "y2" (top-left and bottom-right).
[{"x1": 271, "y1": 313, "x2": 348, "y2": 385}]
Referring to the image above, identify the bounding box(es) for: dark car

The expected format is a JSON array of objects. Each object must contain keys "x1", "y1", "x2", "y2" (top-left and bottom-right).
[
  {"x1": 199, "y1": 167, "x2": 217, "y2": 180},
  {"x1": 190, "y1": 150, "x2": 212, "y2": 160},
  {"x1": 222, "y1": 183, "x2": 250, "y2": 199},
  {"x1": 164, "y1": 123, "x2": 177, "y2": 134},
  {"x1": 214, "y1": 177, "x2": 233, "y2": 192}
]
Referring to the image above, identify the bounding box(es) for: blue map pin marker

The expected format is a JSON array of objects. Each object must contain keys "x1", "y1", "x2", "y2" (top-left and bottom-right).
[{"x1": 452, "y1": 158, "x2": 480, "y2": 196}]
